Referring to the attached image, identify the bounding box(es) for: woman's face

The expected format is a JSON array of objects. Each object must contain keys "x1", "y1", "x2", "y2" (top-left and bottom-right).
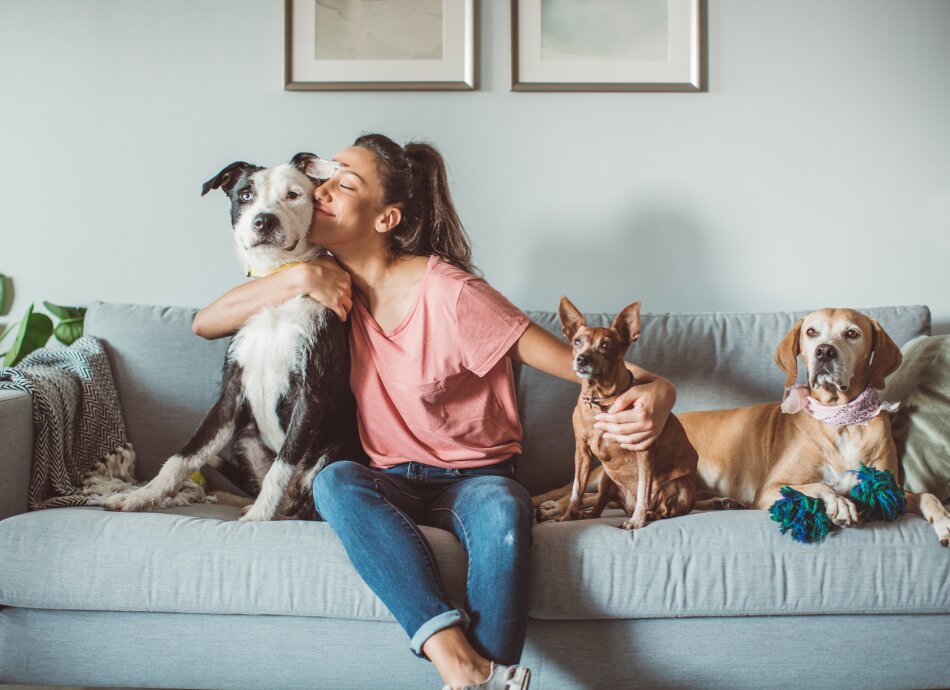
[{"x1": 307, "y1": 146, "x2": 397, "y2": 255}]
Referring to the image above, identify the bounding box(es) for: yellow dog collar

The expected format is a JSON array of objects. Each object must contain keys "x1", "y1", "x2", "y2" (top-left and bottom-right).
[{"x1": 246, "y1": 261, "x2": 302, "y2": 279}]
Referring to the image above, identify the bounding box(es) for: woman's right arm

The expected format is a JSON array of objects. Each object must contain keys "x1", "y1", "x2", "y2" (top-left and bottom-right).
[{"x1": 192, "y1": 256, "x2": 352, "y2": 339}]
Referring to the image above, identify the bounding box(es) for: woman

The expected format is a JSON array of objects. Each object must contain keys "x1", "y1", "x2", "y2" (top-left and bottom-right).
[{"x1": 192, "y1": 134, "x2": 675, "y2": 690}]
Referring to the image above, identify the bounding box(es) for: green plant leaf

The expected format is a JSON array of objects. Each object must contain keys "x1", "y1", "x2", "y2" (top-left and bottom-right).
[
  {"x1": 3, "y1": 304, "x2": 54, "y2": 367},
  {"x1": 0, "y1": 273, "x2": 9, "y2": 317},
  {"x1": 43, "y1": 301, "x2": 85, "y2": 320},
  {"x1": 54, "y1": 316, "x2": 85, "y2": 345},
  {"x1": 0, "y1": 322, "x2": 15, "y2": 344}
]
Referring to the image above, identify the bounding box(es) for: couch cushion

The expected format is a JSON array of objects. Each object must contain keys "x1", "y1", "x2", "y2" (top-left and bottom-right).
[
  {"x1": 84, "y1": 302, "x2": 232, "y2": 482},
  {"x1": 0, "y1": 506, "x2": 467, "y2": 620},
  {"x1": 883, "y1": 335, "x2": 950, "y2": 501},
  {"x1": 529, "y1": 508, "x2": 950, "y2": 620},
  {"x1": 517, "y1": 306, "x2": 931, "y2": 495}
]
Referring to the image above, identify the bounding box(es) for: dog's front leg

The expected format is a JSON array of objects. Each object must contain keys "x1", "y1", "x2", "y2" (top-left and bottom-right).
[
  {"x1": 906, "y1": 492, "x2": 950, "y2": 547},
  {"x1": 558, "y1": 434, "x2": 596, "y2": 522},
  {"x1": 240, "y1": 394, "x2": 321, "y2": 522},
  {"x1": 622, "y1": 449, "x2": 654, "y2": 530},
  {"x1": 756, "y1": 481, "x2": 859, "y2": 527},
  {"x1": 102, "y1": 368, "x2": 243, "y2": 512}
]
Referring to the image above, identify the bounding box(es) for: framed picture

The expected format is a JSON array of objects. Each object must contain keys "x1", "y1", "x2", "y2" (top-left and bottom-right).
[
  {"x1": 285, "y1": 0, "x2": 476, "y2": 91},
  {"x1": 511, "y1": 0, "x2": 703, "y2": 92}
]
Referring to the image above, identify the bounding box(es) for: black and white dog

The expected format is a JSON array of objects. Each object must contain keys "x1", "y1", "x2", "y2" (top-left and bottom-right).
[{"x1": 103, "y1": 153, "x2": 359, "y2": 521}]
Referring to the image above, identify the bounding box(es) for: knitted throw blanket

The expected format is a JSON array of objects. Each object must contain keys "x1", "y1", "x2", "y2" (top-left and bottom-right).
[{"x1": 0, "y1": 336, "x2": 130, "y2": 509}]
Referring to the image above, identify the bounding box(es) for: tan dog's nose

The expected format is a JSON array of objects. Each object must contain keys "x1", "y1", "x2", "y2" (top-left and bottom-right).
[{"x1": 815, "y1": 344, "x2": 837, "y2": 361}]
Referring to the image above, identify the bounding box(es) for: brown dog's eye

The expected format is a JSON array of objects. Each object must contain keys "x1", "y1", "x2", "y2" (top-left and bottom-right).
[
  {"x1": 806, "y1": 327, "x2": 818, "y2": 337},
  {"x1": 599, "y1": 340, "x2": 612, "y2": 351},
  {"x1": 845, "y1": 329, "x2": 860, "y2": 339},
  {"x1": 573, "y1": 338, "x2": 582, "y2": 347}
]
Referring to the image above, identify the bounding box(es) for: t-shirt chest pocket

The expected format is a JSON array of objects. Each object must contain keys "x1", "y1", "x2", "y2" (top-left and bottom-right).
[{"x1": 391, "y1": 379, "x2": 449, "y2": 433}]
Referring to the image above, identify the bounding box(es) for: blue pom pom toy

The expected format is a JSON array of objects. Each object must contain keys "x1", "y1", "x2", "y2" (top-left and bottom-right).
[
  {"x1": 769, "y1": 486, "x2": 834, "y2": 544},
  {"x1": 849, "y1": 463, "x2": 906, "y2": 522}
]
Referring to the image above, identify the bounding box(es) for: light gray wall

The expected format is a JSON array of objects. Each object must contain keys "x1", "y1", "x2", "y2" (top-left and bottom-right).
[{"x1": 2, "y1": 0, "x2": 949, "y2": 339}]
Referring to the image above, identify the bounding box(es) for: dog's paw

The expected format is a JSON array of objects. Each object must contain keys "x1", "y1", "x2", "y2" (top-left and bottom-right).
[
  {"x1": 929, "y1": 512, "x2": 950, "y2": 548},
  {"x1": 621, "y1": 516, "x2": 647, "y2": 530},
  {"x1": 536, "y1": 500, "x2": 566, "y2": 522},
  {"x1": 556, "y1": 507, "x2": 581, "y2": 523},
  {"x1": 824, "y1": 494, "x2": 859, "y2": 527},
  {"x1": 239, "y1": 504, "x2": 274, "y2": 522},
  {"x1": 101, "y1": 490, "x2": 156, "y2": 513}
]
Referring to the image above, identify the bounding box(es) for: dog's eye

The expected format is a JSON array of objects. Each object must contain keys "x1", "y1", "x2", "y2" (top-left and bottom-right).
[
  {"x1": 239, "y1": 191, "x2": 254, "y2": 203},
  {"x1": 599, "y1": 340, "x2": 612, "y2": 351},
  {"x1": 845, "y1": 329, "x2": 860, "y2": 339},
  {"x1": 287, "y1": 190, "x2": 300, "y2": 200},
  {"x1": 573, "y1": 338, "x2": 582, "y2": 347},
  {"x1": 806, "y1": 327, "x2": 818, "y2": 337}
]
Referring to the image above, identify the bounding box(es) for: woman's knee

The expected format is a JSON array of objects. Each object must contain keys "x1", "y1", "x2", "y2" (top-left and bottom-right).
[
  {"x1": 467, "y1": 478, "x2": 533, "y2": 551},
  {"x1": 311, "y1": 460, "x2": 369, "y2": 513}
]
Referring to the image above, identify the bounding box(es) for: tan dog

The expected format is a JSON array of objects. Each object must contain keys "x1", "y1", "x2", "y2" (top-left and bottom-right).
[
  {"x1": 554, "y1": 297, "x2": 698, "y2": 529},
  {"x1": 536, "y1": 308, "x2": 950, "y2": 547}
]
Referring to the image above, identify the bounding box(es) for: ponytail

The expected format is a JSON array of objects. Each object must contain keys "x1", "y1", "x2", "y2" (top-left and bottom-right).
[{"x1": 353, "y1": 133, "x2": 477, "y2": 275}]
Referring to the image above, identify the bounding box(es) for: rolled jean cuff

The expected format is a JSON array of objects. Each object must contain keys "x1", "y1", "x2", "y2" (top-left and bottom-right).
[{"x1": 410, "y1": 608, "x2": 470, "y2": 658}]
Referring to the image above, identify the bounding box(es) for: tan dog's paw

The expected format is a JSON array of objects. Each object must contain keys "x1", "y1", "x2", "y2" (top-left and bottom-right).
[
  {"x1": 929, "y1": 512, "x2": 950, "y2": 548},
  {"x1": 536, "y1": 499, "x2": 566, "y2": 522},
  {"x1": 556, "y1": 507, "x2": 582, "y2": 522},
  {"x1": 824, "y1": 494, "x2": 859, "y2": 527}
]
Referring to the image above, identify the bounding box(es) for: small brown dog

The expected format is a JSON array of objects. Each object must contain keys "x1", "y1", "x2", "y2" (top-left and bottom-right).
[{"x1": 555, "y1": 296, "x2": 698, "y2": 529}]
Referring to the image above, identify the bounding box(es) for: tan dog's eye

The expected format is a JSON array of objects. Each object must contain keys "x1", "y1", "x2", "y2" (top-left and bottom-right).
[
  {"x1": 845, "y1": 329, "x2": 860, "y2": 339},
  {"x1": 806, "y1": 327, "x2": 818, "y2": 337},
  {"x1": 573, "y1": 338, "x2": 582, "y2": 347}
]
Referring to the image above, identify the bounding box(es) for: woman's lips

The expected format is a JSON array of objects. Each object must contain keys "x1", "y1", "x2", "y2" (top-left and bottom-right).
[{"x1": 315, "y1": 204, "x2": 335, "y2": 217}]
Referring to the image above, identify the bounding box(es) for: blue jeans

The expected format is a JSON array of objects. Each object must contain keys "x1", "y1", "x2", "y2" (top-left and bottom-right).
[{"x1": 311, "y1": 458, "x2": 532, "y2": 664}]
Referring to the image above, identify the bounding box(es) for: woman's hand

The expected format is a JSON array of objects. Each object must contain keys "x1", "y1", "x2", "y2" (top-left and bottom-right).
[
  {"x1": 593, "y1": 375, "x2": 676, "y2": 451},
  {"x1": 192, "y1": 256, "x2": 353, "y2": 340},
  {"x1": 296, "y1": 256, "x2": 352, "y2": 322}
]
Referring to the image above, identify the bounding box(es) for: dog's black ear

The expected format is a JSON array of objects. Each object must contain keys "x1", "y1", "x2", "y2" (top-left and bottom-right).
[
  {"x1": 774, "y1": 318, "x2": 804, "y2": 388},
  {"x1": 612, "y1": 301, "x2": 641, "y2": 345},
  {"x1": 559, "y1": 296, "x2": 586, "y2": 342},
  {"x1": 867, "y1": 319, "x2": 902, "y2": 390},
  {"x1": 291, "y1": 152, "x2": 338, "y2": 181},
  {"x1": 201, "y1": 162, "x2": 255, "y2": 197}
]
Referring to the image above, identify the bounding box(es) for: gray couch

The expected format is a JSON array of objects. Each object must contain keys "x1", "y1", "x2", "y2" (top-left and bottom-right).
[{"x1": 2, "y1": 302, "x2": 948, "y2": 689}]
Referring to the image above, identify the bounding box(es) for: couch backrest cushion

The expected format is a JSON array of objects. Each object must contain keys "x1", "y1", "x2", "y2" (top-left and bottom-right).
[
  {"x1": 515, "y1": 306, "x2": 930, "y2": 495},
  {"x1": 86, "y1": 302, "x2": 930, "y2": 492},
  {"x1": 85, "y1": 302, "x2": 232, "y2": 481}
]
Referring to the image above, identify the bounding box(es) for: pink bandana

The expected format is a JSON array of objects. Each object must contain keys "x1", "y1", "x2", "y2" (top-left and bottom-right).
[{"x1": 781, "y1": 386, "x2": 899, "y2": 426}]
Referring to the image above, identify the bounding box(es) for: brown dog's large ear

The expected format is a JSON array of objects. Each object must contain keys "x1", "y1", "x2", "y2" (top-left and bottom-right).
[
  {"x1": 558, "y1": 296, "x2": 586, "y2": 342},
  {"x1": 774, "y1": 318, "x2": 804, "y2": 388},
  {"x1": 201, "y1": 162, "x2": 256, "y2": 196},
  {"x1": 612, "y1": 301, "x2": 641, "y2": 345},
  {"x1": 868, "y1": 319, "x2": 903, "y2": 389}
]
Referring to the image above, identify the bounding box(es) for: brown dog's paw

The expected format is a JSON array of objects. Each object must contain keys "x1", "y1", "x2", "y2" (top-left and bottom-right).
[{"x1": 620, "y1": 516, "x2": 647, "y2": 530}]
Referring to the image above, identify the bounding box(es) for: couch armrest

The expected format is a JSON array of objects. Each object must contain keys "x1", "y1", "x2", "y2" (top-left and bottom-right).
[{"x1": 0, "y1": 389, "x2": 32, "y2": 520}]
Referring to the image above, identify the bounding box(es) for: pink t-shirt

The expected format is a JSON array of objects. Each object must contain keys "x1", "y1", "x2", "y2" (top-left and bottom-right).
[{"x1": 349, "y1": 255, "x2": 531, "y2": 469}]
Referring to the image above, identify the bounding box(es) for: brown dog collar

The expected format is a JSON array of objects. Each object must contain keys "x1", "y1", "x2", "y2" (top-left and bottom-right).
[{"x1": 583, "y1": 371, "x2": 637, "y2": 412}]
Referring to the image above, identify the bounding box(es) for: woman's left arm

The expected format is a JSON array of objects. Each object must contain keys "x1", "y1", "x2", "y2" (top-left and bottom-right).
[{"x1": 507, "y1": 321, "x2": 676, "y2": 451}]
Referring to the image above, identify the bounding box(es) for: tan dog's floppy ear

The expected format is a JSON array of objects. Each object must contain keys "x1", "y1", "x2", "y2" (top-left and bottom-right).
[
  {"x1": 868, "y1": 319, "x2": 903, "y2": 389},
  {"x1": 558, "y1": 296, "x2": 586, "y2": 342},
  {"x1": 774, "y1": 318, "x2": 804, "y2": 388},
  {"x1": 612, "y1": 301, "x2": 642, "y2": 345}
]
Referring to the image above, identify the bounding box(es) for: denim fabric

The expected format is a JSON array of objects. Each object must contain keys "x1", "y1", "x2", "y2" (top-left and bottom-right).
[{"x1": 311, "y1": 458, "x2": 532, "y2": 664}]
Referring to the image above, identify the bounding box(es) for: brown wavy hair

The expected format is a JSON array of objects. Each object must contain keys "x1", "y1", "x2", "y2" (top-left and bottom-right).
[{"x1": 353, "y1": 133, "x2": 478, "y2": 275}]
